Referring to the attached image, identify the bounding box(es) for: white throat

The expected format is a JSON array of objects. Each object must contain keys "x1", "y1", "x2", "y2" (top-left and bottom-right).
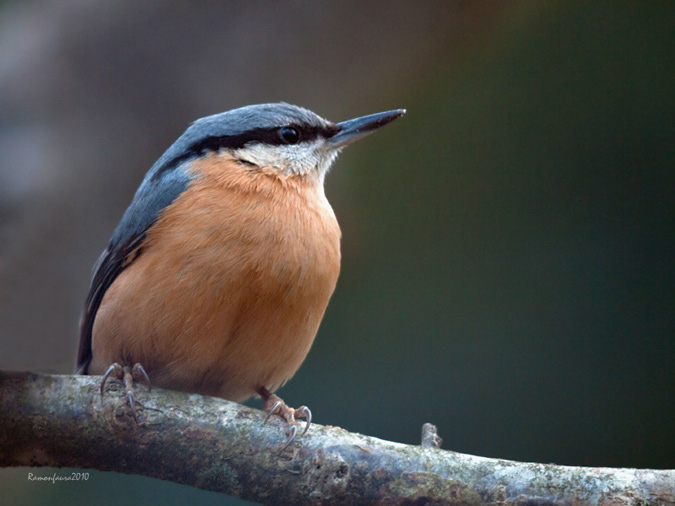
[{"x1": 232, "y1": 139, "x2": 341, "y2": 179}]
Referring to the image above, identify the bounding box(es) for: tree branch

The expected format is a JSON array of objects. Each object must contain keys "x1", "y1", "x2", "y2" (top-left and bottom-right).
[{"x1": 1, "y1": 371, "x2": 673, "y2": 505}]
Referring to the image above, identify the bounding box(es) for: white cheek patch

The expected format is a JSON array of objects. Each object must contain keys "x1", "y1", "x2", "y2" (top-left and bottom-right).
[{"x1": 232, "y1": 140, "x2": 339, "y2": 177}]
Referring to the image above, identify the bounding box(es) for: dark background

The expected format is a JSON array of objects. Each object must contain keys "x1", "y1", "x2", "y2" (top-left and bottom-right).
[{"x1": 1, "y1": 1, "x2": 673, "y2": 504}]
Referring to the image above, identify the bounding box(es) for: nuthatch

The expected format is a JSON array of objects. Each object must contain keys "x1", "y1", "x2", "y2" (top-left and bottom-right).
[{"x1": 76, "y1": 103, "x2": 405, "y2": 443}]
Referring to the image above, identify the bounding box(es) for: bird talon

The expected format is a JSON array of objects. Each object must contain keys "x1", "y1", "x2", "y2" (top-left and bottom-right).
[
  {"x1": 99, "y1": 362, "x2": 151, "y2": 422},
  {"x1": 100, "y1": 363, "x2": 123, "y2": 394},
  {"x1": 296, "y1": 406, "x2": 312, "y2": 436},
  {"x1": 265, "y1": 400, "x2": 283, "y2": 424},
  {"x1": 127, "y1": 390, "x2": 138, "y2": 421},
  {"x1": 132, "y1": 363, "x2": 152, "y2": 392},
  {"x1": 281, "y1": 424, "x2": 297, "y2": 452},
  {"x1": 258, "y1": 388, "x2": 312, "y2": 448}
]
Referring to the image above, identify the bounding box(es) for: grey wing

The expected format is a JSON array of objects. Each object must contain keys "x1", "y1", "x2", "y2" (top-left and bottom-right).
[
  {"x1": 76, "y1": 162, "x2": 195, "y2": 374},
  {"x1": 76, "y1": 236, "x2": 144, "y2": 374}
]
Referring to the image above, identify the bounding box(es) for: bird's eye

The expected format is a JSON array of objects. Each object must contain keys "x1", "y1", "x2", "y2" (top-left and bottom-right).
[{"x1": 278, "y1": 127, "x2": 300, "y2": 145}]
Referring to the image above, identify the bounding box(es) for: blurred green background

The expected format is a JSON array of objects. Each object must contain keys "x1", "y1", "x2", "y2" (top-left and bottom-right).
[{"x1": 1, "y1": 1, "x2": 673, "y2": 504}]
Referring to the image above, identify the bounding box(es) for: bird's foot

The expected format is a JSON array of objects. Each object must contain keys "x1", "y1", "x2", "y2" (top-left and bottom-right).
[
  {"x1": 100, "y1": 363, "x2": 151, "y2": 422},
  {"x1": 257, "y1": 387, "x2": 311, "y2": 450}
]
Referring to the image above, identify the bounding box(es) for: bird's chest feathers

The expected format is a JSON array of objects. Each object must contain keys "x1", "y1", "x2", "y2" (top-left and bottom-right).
[{"x1": 145, "y1": 160, "x2": 341, "y2": 300}]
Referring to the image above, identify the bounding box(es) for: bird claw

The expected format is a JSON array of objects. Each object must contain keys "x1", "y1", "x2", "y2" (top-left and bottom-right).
[
  {"x1": 264, "y1": 400, "x2": 283, "y2": 424},
  {"x1": 101, "y1": 363, "x2": 123, "y2": 394},
  {"x1": 126, "y1": 390, "x2": 140, "y2": 422},
  {"x1": 100, "y1": 362, "x2": 151, "y2": 421},
  {"x1": 132, "y1": 363, "x2": 152, "y2": 392},
  {"x1": 279, "y1": 407, "x2": 313, "y2": 450},
  {"x1": 296, "y1": 406, "x2": 312, "y2": 436},
  {"x1": 258, "y1": 388, "x2": 312, "y2": 449},
  {"x1": 281, "y1": 424, "x2": 297, "y2": 452}
]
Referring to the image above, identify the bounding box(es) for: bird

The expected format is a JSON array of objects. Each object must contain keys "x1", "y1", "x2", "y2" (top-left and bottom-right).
[{"x1": 76, "y1": 102, "x2": 405, "y2": 444}]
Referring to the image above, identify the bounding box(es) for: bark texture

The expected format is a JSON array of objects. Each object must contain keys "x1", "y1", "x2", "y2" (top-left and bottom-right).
[{"x1": 1, "y1": 371, "x2": 673, "y2": 506}]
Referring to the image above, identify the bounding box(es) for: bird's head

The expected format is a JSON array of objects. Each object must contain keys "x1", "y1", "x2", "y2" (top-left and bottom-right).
[{"x1": 158, "y1": 103, "x2": 405, "y2": 183}]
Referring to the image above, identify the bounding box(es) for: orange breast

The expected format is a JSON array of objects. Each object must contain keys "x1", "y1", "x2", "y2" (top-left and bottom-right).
[{"x1": 89, "y1": 153, "x2": 341, "y2": 401}]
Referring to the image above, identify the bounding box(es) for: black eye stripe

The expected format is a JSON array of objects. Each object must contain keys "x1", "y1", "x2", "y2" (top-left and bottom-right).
[
  {"x1": 152, "y1": 123, "x2": 340, "y2": 181},
  {"x1": 194, "y1": 124, "x2": 330, "y2": 150}
]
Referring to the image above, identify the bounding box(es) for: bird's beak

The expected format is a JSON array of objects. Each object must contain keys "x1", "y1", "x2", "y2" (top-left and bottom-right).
[{"x1": 328, "y1": 109, "x2": 406, "y2": 149}]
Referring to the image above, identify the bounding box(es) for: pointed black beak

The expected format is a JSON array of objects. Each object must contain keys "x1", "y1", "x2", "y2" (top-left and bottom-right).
[{"x1": 329, "y1": 109, "x2": 406, "y2": 149}]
